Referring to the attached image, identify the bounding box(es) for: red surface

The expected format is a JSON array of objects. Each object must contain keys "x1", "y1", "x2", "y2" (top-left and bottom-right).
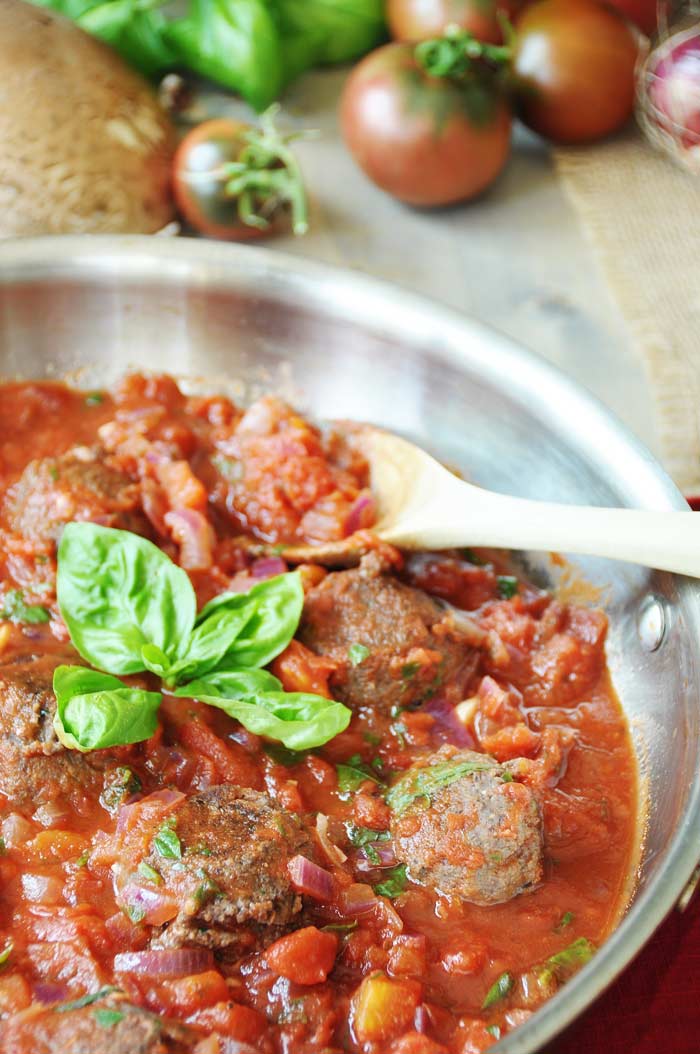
[
  {"x1": 554, "y1": 496, "x2": 700, "y2": 1050},
  {"x1": 552, "y1": 892, "x2": 700, "y2": 1051}
]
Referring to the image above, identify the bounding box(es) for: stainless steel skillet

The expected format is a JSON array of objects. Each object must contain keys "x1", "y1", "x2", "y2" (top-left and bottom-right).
[{"x1": 0, "y1": 235, "x2": 698, "y2": 1053}]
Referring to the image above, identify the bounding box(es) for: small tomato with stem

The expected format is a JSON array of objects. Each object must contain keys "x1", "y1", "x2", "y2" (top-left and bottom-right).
[
  {"x1": 173, "y1": 106, "x2": 312, "y2": 240},
  {"x1": 340, "y1": 42, "x2": 512, "y2": 207},
  {"x1": 387, "y1": 0, "x2": 523, "y2": 45},
  {"x1": 512, "y1": 0, "x2": 640, "y2": 144}
]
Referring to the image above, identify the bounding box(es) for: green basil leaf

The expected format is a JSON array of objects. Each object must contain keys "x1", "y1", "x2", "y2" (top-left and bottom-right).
[
  {"x1": 164, "y1": 0, "x2": 283, "y2": 112},
  {"x1": 177, "y1": 670, "x2": 350, "y2": 750},
  {"x1": 197, "y1": 572, "x2": 303, "y2": 671},
  {"x1": 141, "y1": 643, "x2": 171, "y2": 679},
  {"x1": 57, "y1": 523, "x2": 196, "y2": 676},
  {"x1": 0, "y1": 588, "x2": 50, "y2": 624},
  {"x1": 165, "y1": 604, "x2": 254, "y2": 686},
  {"x1": 53, "y1": 664, "x2": 161, "y2": 752},
  {"x1": 275, "y1": 0, "x2": 385, "y2": 67},
  {"x1": 79, "y1": 1, "x2": 175, "y2": 76},
  {"x1": 176, "y1": 667, "x2": 283, "y2": 699},
  {"x1": 153, "y1": 819, "x2": 181, "y2": 860}
]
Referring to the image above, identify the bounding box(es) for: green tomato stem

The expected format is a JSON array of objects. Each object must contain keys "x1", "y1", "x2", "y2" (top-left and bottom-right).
[{"x1": 416, "y1": 25, "x2": 512, "y2": 82}]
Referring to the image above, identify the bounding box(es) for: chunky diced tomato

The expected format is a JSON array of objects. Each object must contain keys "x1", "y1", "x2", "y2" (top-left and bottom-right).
[
  {"x1": 440, "y1": 936, "x2": 488, "y2": 976},
  {"x1": 0, "y1": 974, "x2": 31, "y2": 1016},
  {"x1": 179, "y1": 719, "x2": 262, "y2": 789},
  {"x1": 350, "y1": 973, "x2": 422, "y2": 1044},
  {"x1": 271, "y1": 639, "x2": 338, "y2": 699},
  {"x1": 387, "y1": 935, "x2": 427, "y2": 979},
  {"x1": 353, "y1": 793, "x2": 391, "y2": 831},
  {"x1": 265, "y1": 926, "x2": 338, "y2": 986},
  {"x1": 188, "y1": 1002, "x2": 268, "y2": 1042},
  {"x1": 161, "y1": 970, "x2": 229, "y2": 1014}
]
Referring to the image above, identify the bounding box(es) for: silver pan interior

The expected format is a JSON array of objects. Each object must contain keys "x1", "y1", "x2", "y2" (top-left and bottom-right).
[{"x1": 0, "y1": 235, "x2": 698, "y2": 1053}]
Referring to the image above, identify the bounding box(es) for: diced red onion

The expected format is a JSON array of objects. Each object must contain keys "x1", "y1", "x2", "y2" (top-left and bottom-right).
[
  {"x1": 116, "y1": 788, "x2": 184, "y2": 834},
  {"x1": 2, "y1": 812, "x2": 35, "y2": 849},
  {"x1": 638, "y1": 19, "x2": 700, "y2": 170},
  {"x1": 251, "y1": 556, "x2": 287, "y2": 579},
  {"x1": 164, "y1": 508, "x2": 215, "y2": 570},
  {"x1": 355, "y1": 842, "x2": 397, "y2": 871},
  {"x1": 340, "y1": 882, "x2": 379, "y2": 916},
  {"x1": 21, "y1": 873, "x2": 63, "y2": 904},
  {"x1": 32, "y1": 802, "x2": 70, "y2": 828},
  {"x1": 315, "y1": 814, "x2": 347, "y2": 867},
  {"x1": 34, "y1": 982, "x2": 69, "y2": 1005},
  {"x1": 422, "y1": 696, "x2": 475, "y2": 748},
  {"x1": 119, "y1": 883, "x2": 180, "y2": 926},
  {"x1": 114, "y1": 947, "x2": 214, "y2": 977},
  {"x1": 287, "y1": 855, "x2": 336, "y2": 901},
  {"x1": 343, "y1": 491, "x2": 375, "y2": 536}
]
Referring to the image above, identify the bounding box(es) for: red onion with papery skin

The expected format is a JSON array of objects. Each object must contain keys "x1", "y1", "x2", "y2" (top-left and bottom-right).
[
  {"x1": 287, "y1": 855, "x2": 336, "y2": 901},
  {"x1": 114, "y1": 947, "x2": 214, "y2": 977},
  {"x1": 637, "y1": 12, "x2": 700, "y2": 170}
]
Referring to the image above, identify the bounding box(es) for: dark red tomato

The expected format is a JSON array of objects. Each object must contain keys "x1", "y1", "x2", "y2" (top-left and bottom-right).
[
  {"x1": 605, "y1": 0, "x2": 658, "y2": 35},
  {"x1": 513, "y1": 0, "x2": 640, "y2": 144},
  {"x1": 387, "y1": 0, "x2": 522, "y2": 45},
  {"x1": 173, "y1": 117, "x2": 308, "y2": 241},
  {"x1": 341, "y1": 43, "x2": 512, "y2": 207},
  {"x1": 173, "y1": 119, "x2": 266, "y2": 241}
]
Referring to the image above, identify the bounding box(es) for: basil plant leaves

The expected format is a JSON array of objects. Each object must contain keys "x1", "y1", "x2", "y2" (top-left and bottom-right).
[{"x1": 54, "y1": 524, "x2": 349, "y2": 753}]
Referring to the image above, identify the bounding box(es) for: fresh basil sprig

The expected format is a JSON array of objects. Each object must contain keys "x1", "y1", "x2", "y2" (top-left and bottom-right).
[
  {"x1": 54, "y1": 524, "x2": 349, "y2": 752},
  {"x1": 53, "y1": 665, "x2": 161, "y2": 752},
  {"x1": 176, "y1": 668, "x2": 351, "y2": 751}
]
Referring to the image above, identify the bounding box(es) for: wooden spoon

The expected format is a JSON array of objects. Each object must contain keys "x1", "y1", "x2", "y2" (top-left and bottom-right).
[{"x1": 262, "y1": 427, "x2": 700, "y2": 575}]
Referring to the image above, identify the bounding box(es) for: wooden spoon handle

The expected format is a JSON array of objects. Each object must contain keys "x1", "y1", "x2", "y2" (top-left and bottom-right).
[{"x1": 380, "y1": 485, "x2": 700, "y2": 577}]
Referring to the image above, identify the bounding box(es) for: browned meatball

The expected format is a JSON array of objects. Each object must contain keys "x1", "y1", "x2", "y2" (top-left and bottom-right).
[
  {"x1": 1, "y1": 997, "x2": 196, "y2": 1054},
  {"x1": 0, "y1": 653, "x2": 102, "y2": 808},
  {"x1": 145, "y1": 786, "x2": 314, "y2": 957},
  {"x1": 5, "y1": 450, "x2": 148, "y2": 547},
  {"x1": 298, "y1": 558, "x2": 477, "y2": 713},
  {"x1": 388, "y1": 748, "x2": 543, "y2": 905}
]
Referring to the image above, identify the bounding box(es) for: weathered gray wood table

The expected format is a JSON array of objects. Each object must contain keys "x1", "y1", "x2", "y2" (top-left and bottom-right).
[{"x1": 208, "y1": 68, "x2": 658, "y2": 459}]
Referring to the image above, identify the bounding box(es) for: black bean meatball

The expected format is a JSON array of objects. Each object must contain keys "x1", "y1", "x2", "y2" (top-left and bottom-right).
[
  {"x1": 5, "y1": 450, "x2": 148, "y2": 547},
  {"x1": 2, "y1": 996, "x2": 196, "y2": 1054},
  {"x1": 299, "y1": 557, "x2": 477, "y2": 713},
  {"x1": 0, "y1": 653, "x2": 102, "y2": 808},
  {"x1": 145, "y1": 786, "x2": 314, "y2": 957},
  {"x1": 388, "y1": 748, "x2": 543, "y2": 905}
]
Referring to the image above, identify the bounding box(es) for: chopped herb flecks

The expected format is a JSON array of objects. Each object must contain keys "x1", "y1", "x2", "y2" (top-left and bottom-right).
[
  {"x1": 153, "y1": 818, "x2": 181, "y2": 860},
  {"x1": 386, "y1": 759, "x2": 494, "y2": 815},
  {"x1": 56, "y1": 987, "x2": 120, "y2": 1013},
  {"x1": 0, "y1": 588, "x2": 50, "y2": 624},
  {"x1": 482, "y1": 971, "x2": 514, "y2": 1009},
  {"x1": 374, "y1": 863, "x2": 407, "y2": 899},
  {"x1": 336, "y1": 755, "x2": 385, "y2": 797},
  {"x1": 94, "y1": 1008, "x2": 124, "y2": 1028},
  {"x1": 497, "y1": 575, "x2": 519, "y2": 599},
  {"x1": 348, "y1": 643, "x2": 370, "y2": 666}
]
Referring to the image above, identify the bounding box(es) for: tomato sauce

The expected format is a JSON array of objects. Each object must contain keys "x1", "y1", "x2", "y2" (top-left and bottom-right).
[{"x1": 0, "y1": 375, "x2": 638, "y2": 1054}]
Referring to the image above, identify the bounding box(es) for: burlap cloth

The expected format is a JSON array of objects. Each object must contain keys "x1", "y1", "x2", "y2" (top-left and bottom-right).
[{"x1": 554, "y1": 130, "x2": 700, "y2": 494}]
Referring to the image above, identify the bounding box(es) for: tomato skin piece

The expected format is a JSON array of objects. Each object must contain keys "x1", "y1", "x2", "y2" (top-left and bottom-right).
[
  {"x1": 173, "y1": 119, "x2": 281, "y2": 242},
  {"x1": 513, "y1": 0, "x2": 640, "y2": 144},
  {"x1": 387, "y1": 0, "x2": 521, "y2": 45},
  {"x1": 341, "y1": 43, "x2": 512, "y2": 207}
]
